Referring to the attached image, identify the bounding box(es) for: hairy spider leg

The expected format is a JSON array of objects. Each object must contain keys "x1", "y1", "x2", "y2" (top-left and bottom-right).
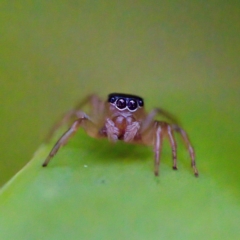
[
  {"x1": 153, "y1": 122, "x2": 163, "y2": 176},
  {"x1": 42, "y1": 116, "x2": 95, "y2": 167},
  {"x1": 46, "y1": 110, "x2": 86, "y2": 141},
  {"x1": 46, "y1": 94, "x2": 103, "y2": 141},
  {"x1": 140, "y1": 108, "x2": 179, "y2": 134},
  {"x1": 167, "y1": 124, "x2": 178, "y2": 170},
  {"x1": 153, "y1": 122, "x2": 178, "y2": 176},
  {"x1": 154, "y1": 108, "x2": 179, "y2": 124},
  {"x1": 172, "y1": 124, "x2": 199, "y2": 177}
]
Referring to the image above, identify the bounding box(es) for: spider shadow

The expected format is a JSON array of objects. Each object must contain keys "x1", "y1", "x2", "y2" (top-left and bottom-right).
[
  {"x1": 50, "y1": 129, "x2": 194, "y2": 175},
  {"x1": 70, "y1": 131, "x2": 152, "y2": 166}
]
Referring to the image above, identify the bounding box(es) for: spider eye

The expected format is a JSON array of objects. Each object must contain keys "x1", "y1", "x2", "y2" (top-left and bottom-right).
[
  {"x1": 116, "y1": 98, "x2": 126, "y2": 109},
  {"x1": 138, "y1": 99, "x2": 144, "y2": 107},
  {"x1": 109, "y1": 96, "x2": 116, "y2": 103},
  {"x1": 128, "y1": 99, "x2": 138, "y2": 111}
]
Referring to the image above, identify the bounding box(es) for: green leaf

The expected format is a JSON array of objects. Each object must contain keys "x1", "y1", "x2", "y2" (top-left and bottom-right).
[
  {"x1": 0, "y1": 128, "x2": 240, "y2": 240},
  {"x1": 1, "y1": 1, "x2": 240, "y2": 239}
]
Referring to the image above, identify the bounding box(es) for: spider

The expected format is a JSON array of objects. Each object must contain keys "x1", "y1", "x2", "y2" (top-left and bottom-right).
[{"x1": 42, "y1": 93, "x2": 199, "y2": 177}]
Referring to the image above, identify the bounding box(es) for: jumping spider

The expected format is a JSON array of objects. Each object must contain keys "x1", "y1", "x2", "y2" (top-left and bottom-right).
[{"x1": 42, "y1": 93, "x2": 199, "y2": 177}]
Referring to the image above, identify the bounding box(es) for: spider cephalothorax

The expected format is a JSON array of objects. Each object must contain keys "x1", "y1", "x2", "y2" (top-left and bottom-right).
[{"x1": 43, "y1": 93, "x2": 199, "y2": 177}]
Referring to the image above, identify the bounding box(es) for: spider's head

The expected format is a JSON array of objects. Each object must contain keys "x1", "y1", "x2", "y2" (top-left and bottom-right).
[{"x1": 107, "y1": 93, "x2": 144, "y2": 113}]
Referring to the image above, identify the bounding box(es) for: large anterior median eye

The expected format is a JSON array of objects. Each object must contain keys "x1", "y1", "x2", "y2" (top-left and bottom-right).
[
  {"x1": 128, "y1": 99, "x2": 138, "y2": 110},
  {"x1": 116, "y1": 98, "x2": 126, "y2": 109}
]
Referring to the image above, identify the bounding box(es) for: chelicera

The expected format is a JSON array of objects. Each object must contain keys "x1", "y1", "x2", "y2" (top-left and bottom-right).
[{"x1": 43, "y1": 93, "x2": 199, "y2": 177}]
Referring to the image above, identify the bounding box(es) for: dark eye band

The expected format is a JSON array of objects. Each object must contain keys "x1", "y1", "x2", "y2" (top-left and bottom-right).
[{"x1": 108, "y1": 93, "x2": 144, "y2": 111}]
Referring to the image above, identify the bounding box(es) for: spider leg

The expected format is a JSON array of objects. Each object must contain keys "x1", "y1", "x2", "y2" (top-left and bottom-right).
[
  {"x1": 45, "y1": 94, "x2": 104, "y2": 141},
  {"x1": 154, "y1": 108, "x2": 179, "y2": 123},
  {"x1": 153, "y1": 122, "x2": 178, "y2": 176},
  {"x1": 153, "y1": 122, "x2": 163, "y2": 176},
  {"x1": 42, "y1": 115, "x2": 94, "y2": 167},
  {"x1": 141, "y1": 108, "x2": 179, "y2": 134},
  {"x1": 46, "y1": 110, "x2": 86, "y2": 141},
  {"x1": 172, "y1": 124, "x2": 199, "y2": 177},
  {"x1": 73, "y1": 94, "x2": 100, "y2": 110},
  {"x1": 167, "y1": 125, "x2": 178, "y2": 170}
]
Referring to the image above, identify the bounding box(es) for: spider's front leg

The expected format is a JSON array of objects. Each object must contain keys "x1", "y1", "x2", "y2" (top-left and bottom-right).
[
  {"x1": 46, "y1": 94, "x2": 103, "y2": 141},
  {"x1": 42, "y1": 115, "x2": 94, "y2": 167}
]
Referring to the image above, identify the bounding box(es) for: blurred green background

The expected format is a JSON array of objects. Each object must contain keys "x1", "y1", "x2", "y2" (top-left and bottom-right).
[
  {"x1": 1, "y1": 0, "x2": 240, "y2": 186},
  {"x1": 0, "y1": 1, "x2": 240, "y2": 239}
]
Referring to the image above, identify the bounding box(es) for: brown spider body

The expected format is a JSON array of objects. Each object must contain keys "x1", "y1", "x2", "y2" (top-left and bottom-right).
[{"x1": 43, "y1": 93, "x2": 199, "y2": 177}]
